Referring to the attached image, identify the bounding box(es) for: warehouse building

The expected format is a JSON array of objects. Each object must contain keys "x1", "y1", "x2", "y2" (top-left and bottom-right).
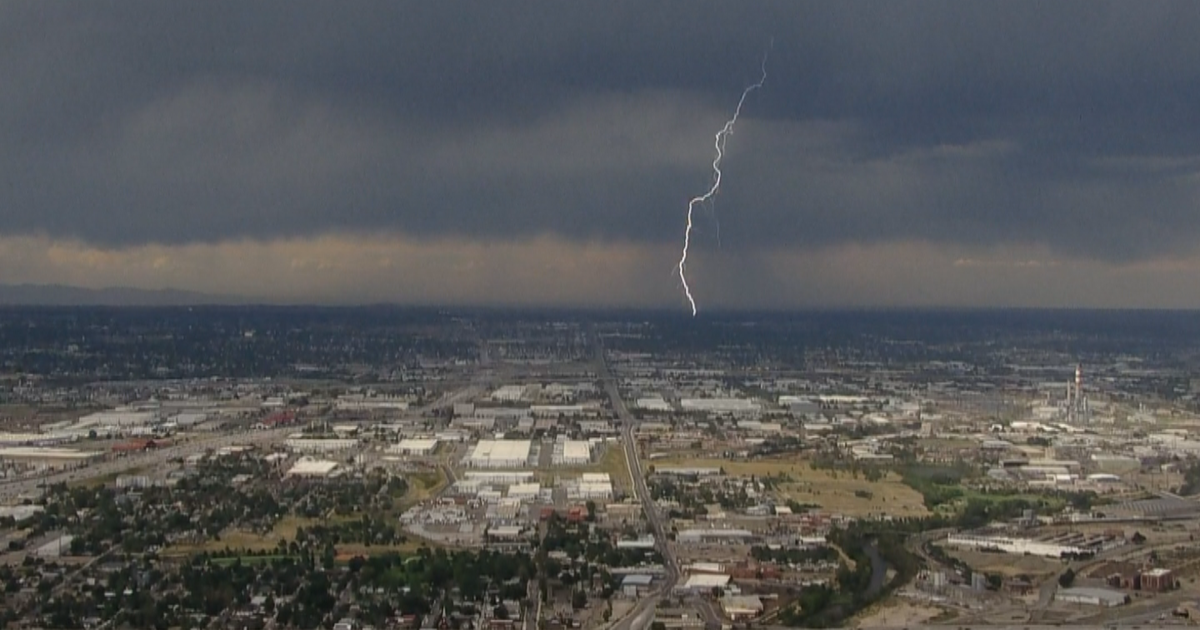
[
  {"x1": 285, "y1": 438, "x2": 358, "y2": 453},
  {"x1": 466, "y1": 440, "x2": 532, "y2": 468},
  {"x1": 464, "y1": 471, "x2": 535, "y2": 485},
  {"x1": 552, "y1": 440, "x2": 593, "y2": 466},
  {"x1": 621, "y1": 574, "x2": 655, "y2": 598},
  {"x1": 946, "y1": 534, "x2": 1087, "y2": 559},
  {"x1": 335, "y1": 394, "x2": 409, "y2": 411},
  {"x1": 1055, "y1": 587, "x2": 1128, "y2": 607},
  {"x1": 532, "y1": 404, "x2": 597, "y2": 418},
  {"x1": 391, "y1": 438, "x2": 439, "y2": 456},
  {"x1": 1107, "y1": 496, "x2": 1200, "y2": 519},
  {"x1": 490, "y1": 385, "x2": 528, "y2": 402},
  {"x1": 76, "y1": 409, "x2": 158, "y2": 428},
  {"x1": 679, "y1": 398, "x2": 760, "y2": 416},
  {"x1": 567, "y1": 473, "x2": 613, "y2": 500},
  {"x1": 721, "y1": 596, "x2": 764, "y2": 621},
  {"x1": 506, "y1": 482, "x2": 541, "y2": 502},
  {"x1": 286, "y1": 457, "x2": 339, "y2": 477},
  {"x1": 677, "y1": 529, "x2": 754, "y2": 545},
  {"x1": 0, "y1": 447, "x2": 103, "y2": 470},
  {"x1": 35, "y1": 535, "x2": 74, "y2": 558},
  {"x1": 677, "y1": 573, "x2": 731, "y2": 593},
  {"x1": 636, "y1": 397, "x2": 673, "y2": 412}
]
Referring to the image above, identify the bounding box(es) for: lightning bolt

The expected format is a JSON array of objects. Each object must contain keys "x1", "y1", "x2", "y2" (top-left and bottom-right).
[{"x1": 677, "y1": 44, "x2": 769, "y2": 316}]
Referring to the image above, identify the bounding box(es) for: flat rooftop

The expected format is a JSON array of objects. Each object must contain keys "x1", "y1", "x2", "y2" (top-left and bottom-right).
[
  {"x1": 0, "y1": 447, "x2": 102, "y2": 460},
  {"x1": 287, "y1": 458, "x2": 339, "y2": 476}
]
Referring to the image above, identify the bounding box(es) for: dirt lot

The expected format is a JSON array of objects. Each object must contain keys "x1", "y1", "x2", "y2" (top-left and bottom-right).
[
  {"x1": 942, "y1": 546, "x2": 1064, "y2": 579},
  {"x1": 651, "y1": 457, "x2": 928, "y2": 518},
  {"x1": 854, "y1": 601, "x2": 945, "y2": 628}
]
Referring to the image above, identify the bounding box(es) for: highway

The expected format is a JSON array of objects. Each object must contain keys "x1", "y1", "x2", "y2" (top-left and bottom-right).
[
  {"x1": 591, "y1": 328, "x2": 692, "y2": 630},
  {"x1": 0, "y1": 427, "x2": 296, "y2": 501}
]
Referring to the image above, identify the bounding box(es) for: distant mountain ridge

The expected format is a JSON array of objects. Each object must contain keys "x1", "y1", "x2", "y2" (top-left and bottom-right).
[{"x1": 0, "y1": 283, "x2": 240, "y2": 306}]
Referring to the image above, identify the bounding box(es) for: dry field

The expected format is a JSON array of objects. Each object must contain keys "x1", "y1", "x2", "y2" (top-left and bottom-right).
[
  {"x1": 166, "y1": 514, "x2": 436, "y2": 558},
  {"x1": 854, "y1": 601, "x2": 945, "y2": 628},
  {"x1": 399, "y1": 469, "x2": 448, "y2": 509},
  {"x1": 163, "y1": 514, "x2": 320, "y2": 556},
  {"x1": 942, "y1": 546, "x2": 1063, "y2": 578},
  {"x1": 650, "y1": 457, "x2": 929, "y2": 518}
]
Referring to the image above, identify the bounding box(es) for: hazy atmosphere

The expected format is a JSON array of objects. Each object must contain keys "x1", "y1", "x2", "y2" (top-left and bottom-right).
[{"x1": 6, "y1": 1, "x2": 1200, "y2": 308}]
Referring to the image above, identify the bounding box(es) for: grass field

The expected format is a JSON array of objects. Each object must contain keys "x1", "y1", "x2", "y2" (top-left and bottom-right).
[
  {"x1": 399, "y1": 469, "x2": 448, "y2": 509},
  {"x1": 942, "y1": 546, "x2": 1062, "y2": 578},
  {"x1": 650, "y1": 457, "x2": 929, "y2": 518},
  {"x1": 164, "y1": 514, "x2": 325, "y2": 556},
  {"x1": 167, "y1": 512, "x2": 442, "y2": 559},
  {"x1": 211, "y1": 554, "x2": 294, "y2": 566},
  {"x1": 333, "y1": 540, "x2": 429, "y2": 558}
]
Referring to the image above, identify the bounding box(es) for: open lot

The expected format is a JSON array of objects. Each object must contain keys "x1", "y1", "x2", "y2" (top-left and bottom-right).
[
  {"x1": 854, "y1": 601, "x2": 945, "y2": 628},
  {"x1": 650, "y1": 457, "x2": 929, "y2": 517},
  {"x1": 164, "y1": 515, "x2": 325, "y2": 556},
  {"x1": 942, "y1": 546, "x2": 1065, "y2": 579},
  {"x1": 166, "y1": 514, "x2": 435, "y2": 558},
  {"x1": 400, "y1": 469, "x2": 448, "y2": 509}
]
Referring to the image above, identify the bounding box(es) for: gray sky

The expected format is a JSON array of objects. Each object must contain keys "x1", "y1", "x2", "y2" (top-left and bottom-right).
[{"x1": 4, "y1": 1, "x2": 1200, "y2": 308}]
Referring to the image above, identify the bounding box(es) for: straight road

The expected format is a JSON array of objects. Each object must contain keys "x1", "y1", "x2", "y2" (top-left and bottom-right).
[
  {"x1": 591, "y1": 327, "x2": 695, "y2": 630},
  {"x1": 0, "y1": 427, "x2": 295, "y2": 501}
]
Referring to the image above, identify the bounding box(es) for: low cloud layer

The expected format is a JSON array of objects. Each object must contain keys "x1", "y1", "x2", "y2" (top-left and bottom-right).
[
  {"x1": 4, "y1": 3, "x2": 1200, "y2": 305},
  {"x1": 3, "y1": 234, "x2": 1200, "y2": 310}
]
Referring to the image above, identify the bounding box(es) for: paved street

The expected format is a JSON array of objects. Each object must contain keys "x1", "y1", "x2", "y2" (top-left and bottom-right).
[
  {"x1": 591, "y1": 328, "x2": 697, "y2": 630},
  {"x1": 0, "y1": 427, "x2": 296, "y2": 501}
]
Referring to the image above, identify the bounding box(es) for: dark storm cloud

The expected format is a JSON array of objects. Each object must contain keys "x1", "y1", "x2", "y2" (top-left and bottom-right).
[{"x1": 3, "y1": 1, "x2": 1200, "y2": 261}]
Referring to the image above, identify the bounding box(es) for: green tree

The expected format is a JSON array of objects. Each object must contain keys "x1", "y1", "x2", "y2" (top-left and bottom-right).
[{"x1": 1059, "y1": 568, "x2": 1076, "y2": 588}]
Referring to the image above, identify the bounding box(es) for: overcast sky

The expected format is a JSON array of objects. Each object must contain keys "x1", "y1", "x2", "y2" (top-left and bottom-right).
[{"x1": 5, "y1": 1, "x2": 1200, "y2": 309}]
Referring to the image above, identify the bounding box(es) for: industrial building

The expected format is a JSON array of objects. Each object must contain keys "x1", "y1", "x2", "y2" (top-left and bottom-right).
[
  {"x1": 76, "y1": 409, "x2": 157, "y2": 428},
  {"x1": 677, "y1": 529, "x2": 754, "y2": 545},
  {"x1": 284, "y1": 437, "x2": 358, "y2": 453},
  {"x1": 490, "y1": 385, "x2": 528, "y2": 402},
  {"x1": 945, "y1": 534, "x2": 1087, "y2": 559},
  {"x1": 1055, "y1": 586, "x2": 1128, "y2": 607},
  {"x1": 621, "y1": 574, "x2": 655, "y2": 597},
  {"x1": 679, "y1": 398, "x2": 760, "y2": 415},
  {"x1": 466, "y1": 440, "x2": 532, "y2": 468},
  {"x1": 334, "y1": 394, "x2": 409, "y2": 411},
  {"x1": 677, "y1": 573, "x2": 732, "y2": 593},
  {"x1": 391, "y1": 438, "x2": 439, "y2": 456},
  {"x1": 506, "y1": 482, "x2": 541, "y2": 502},
  {"x1": 567, "y1": 473, "x2": 613, "y2": 500},
  {"x1": 1107, "y1": 495, "x2": 1200, "y2": 519},
  {"x1": 552, "y1": 440, "x2": 593, "y2": 466},
  {"x1": 464, "y1": 471, "x2": 535, "y2": 485},
  {"x1": 721, "y1": 596, "x2": 764, "y2": 621},
  {"x1": 286, "y1": 457, "x2": 340, "y2": 477},
  {"x1": 636, "y1": 397, "x2": 673, "y2": 412},
  {"x1": 1141, "y1": 568, "x2": 1176, "y2": 591},
  {"x1": 0, "y1": 447, "x2": 103, "y2": 470},
  {"x1": 35, "y1": 535, "x2": 74, "y2": 558},
  {"x1": 0, "y1": 505, "x2": 43, "y2": 522},
  {"x1": 531, "y1": 405, "x2": 595, "y2": 418}
]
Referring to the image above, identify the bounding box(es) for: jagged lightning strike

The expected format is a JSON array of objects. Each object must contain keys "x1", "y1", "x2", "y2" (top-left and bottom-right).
[{"x1": 677, "y1": 48, "x2": 769, "y2": 316}]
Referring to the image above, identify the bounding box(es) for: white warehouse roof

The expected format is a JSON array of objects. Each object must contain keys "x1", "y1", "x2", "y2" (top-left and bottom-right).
[
  {"x1": 287, "y1": 457, "x2": 339, "y2": 477},
  {"x1": 680, "y1": 398, "x2": 760, "y2": 413},
  {"x1": 394, "y1": 438, "x2": 439, "y2": 453},
  {"x1": 682, "y1": 574, "x2": 732, "y2": 589},
  {"x1": 468, "y1": 440, "x2": 532, "y2": 466}
]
